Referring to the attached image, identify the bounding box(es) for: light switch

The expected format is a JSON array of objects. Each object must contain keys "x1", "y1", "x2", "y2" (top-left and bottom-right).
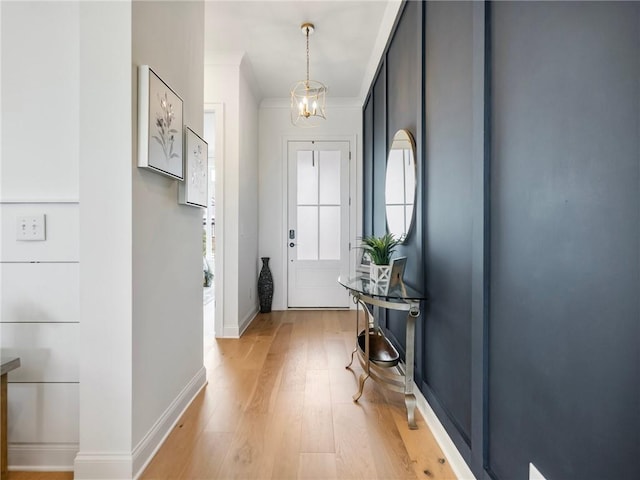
[{"x1": 17, "y1": 214, "x2": 46, "y2": 241}]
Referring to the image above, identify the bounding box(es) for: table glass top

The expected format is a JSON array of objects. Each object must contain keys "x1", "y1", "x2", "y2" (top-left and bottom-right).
[{"x1": 338, "y1": 276, "x2": 426, "y2": 301}]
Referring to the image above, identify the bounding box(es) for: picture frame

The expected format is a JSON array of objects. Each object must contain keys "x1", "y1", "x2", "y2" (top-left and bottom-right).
[
  {"x1": 179, "y1": 127, "x2": 208, "y2": 208},
  {"x1": 138, "y1": 65, "x2": 184, "y2": 180},
  {"x1": 388, "y1": 256, "x2": 407, "y2": 290},
  {"x1": 356, "y1": 248, "x2": 371, "y2": 277}
]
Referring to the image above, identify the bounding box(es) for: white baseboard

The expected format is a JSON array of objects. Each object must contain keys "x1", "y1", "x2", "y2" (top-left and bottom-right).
[
  {"x1": 414, "y1": 388, "x2": 476, "y2": 480},
  {"x1": 74, "y1": 367, "x2": 207, "y2": 480},
  {"x1": 9, "y1": 443, "x2": 78, "y2": 471},
  {"x1": 239, "y1": 307, "x2": 258, "y2": 336},
  {"x1": 222, "y1": 307, "x2": 258, "y2": 338},
  {"x1": 73, "y1": 453, "x2": 133, "y2": 480},
  {"x1": 132, "y1": 367, "x2": 207, "y2": 478}
]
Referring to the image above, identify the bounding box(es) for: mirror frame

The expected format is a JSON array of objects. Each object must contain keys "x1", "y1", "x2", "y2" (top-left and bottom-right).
[{"x1": 384, "y1": 129, "x2": 417, "y2": 244}]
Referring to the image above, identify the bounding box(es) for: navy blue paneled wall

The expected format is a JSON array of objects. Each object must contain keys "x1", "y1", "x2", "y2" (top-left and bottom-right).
[{"x1": 362, "y1": 1, "x2": 640, "y2": 479}]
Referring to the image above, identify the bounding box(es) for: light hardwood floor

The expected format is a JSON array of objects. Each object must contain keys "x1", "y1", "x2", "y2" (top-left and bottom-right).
[{"x1": 12, "y1": 310, "x2": 457, "y2": 480}]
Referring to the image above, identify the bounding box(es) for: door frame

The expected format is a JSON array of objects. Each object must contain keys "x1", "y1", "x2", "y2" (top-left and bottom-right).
[
  {"x1": 204, "y1": 102, "x2": 224, "y2": 337},
  {"x1": 281, "y1": 134, "x2": 358, "y2": 309}
]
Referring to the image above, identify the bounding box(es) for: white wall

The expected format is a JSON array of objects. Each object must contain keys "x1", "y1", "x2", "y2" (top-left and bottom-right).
[
  {"x1": 0, "y1": 1, "x2": 79, "y2": 201},
  {"x1": 237, "y1": 60, "x2": 260, "y2": 327},
  {"x1": 2, "y1": 1, "x2": 206, "y2": 477},
  {"x1": 204, "y1": 56, "x2": 259, "y2": 336},
  {"x1": 131, "y1": 3, "x2": 206, "y2": 469},
  {"x1": 1, "y1": 1, "x2": 81, "y2": 470},
  {"x1": 258, "y1": 100, "x2": 362, "y2": 310},
  {"x1": 76, "y1": 1, "x2": 134, "y2": 478}
]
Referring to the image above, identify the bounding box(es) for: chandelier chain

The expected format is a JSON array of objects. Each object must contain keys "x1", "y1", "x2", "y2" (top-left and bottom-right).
[{"x1": 305, "y1": 27, "x2": 310, "y2": 87}]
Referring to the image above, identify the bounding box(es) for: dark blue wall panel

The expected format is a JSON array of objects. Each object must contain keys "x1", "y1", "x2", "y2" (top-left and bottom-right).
[
  {"x1": 423, "y1": 0, "x2": 474, "y2": 443},
  {"x1": 489, "y1": 3, "x2": 640, "y2": 479},
  {"x1": 363, "y1": 96, "x2": 373, "y2": 237},
  {"x1": 372, "y1": 63, "x2": 387, "y2": 237}
]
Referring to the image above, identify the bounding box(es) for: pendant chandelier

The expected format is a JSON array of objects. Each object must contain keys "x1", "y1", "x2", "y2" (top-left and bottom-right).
[{"x1": 290, "y1": 22, "x2": 327, "y2": 127}]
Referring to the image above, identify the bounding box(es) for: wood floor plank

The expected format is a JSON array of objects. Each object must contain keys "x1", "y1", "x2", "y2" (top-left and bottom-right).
[
  {"x1": 332, "y1": 403, "x2": 379, "y2": 479},
  {"x1": 175, "y1": 431, "x2": 233, "y2": 479},
  {"x1": 300, "y1": 404, "x2": 335, "y2": 453},
  {"x1": 280, "y1": 342, "x2": 309, "y2": 392},
  {"x1": 328, "y1": 366, "x2": 360, "y2": 404},
  {"x1": 325, "y1": 337, "x2": 349, "y2": 370},
  {"x1": 267, "y1": 390, "x2": 304, "y2": 479},
  {"x1": 297, "y1": 453, "x2": 338, "y2": 480},
  {"x1": 244, "y1": 352, "x2": 285, "y2": 414},
  {"x1": 304, "y1": 369, "x2": 331, "y2": 406},
  {"x1": 215, "y1": 413, "x2": 272, "y2": 479},
  {"x1": 367, "y1": 401, "x2": 417, "y2": 479},
  {"x1": 388, "y1": 401, "x2": 457, "y2": 480}
]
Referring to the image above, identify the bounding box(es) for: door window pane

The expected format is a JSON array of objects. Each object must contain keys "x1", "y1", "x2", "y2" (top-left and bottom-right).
[
  {"x1": 386, "y1": 205, "x2": 405, "y2": 236},
  {"x1": 319, "y1": 206, "x2": 340, "y2": 260},
  {"x1": 297, "y1": 206, "x2": 318, "y2": 260},
  {"x1": 385, "y1": 150, "x2": 405, "y2": 204},
  {"x1": 297, "y1": 150, "x2": 318, "y2": 205},
  {"x1": 319, "y1": 150, "x2": 341, "y2": 204}
]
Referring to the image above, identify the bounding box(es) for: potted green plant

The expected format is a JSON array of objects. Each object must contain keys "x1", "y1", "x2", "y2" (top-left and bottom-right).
[
  {"x1": 360, "y1": 233, "x2": 400, "y2": 284},
  {"x1": 203, "y1": 257, "x2": 214, "y2": 288}
]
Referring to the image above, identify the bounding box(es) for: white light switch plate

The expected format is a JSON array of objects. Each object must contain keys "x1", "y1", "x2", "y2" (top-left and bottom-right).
[{"x1": 17, "y1": 214, "x2": 46, "y2": 241}]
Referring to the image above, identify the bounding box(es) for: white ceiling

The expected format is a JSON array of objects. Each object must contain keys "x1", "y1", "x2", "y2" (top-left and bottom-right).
[{"x1": 204, "y1": 0, "x2": 399, "y2": 102}]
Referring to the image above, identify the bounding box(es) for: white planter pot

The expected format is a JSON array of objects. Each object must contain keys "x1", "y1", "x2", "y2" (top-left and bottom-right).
[{"x1": 369, "y1": 264, "x2": 391, "y2": 285}]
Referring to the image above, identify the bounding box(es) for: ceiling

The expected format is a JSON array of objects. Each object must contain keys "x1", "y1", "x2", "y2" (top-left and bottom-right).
[{"x1": 204, "y1": 0, "x2": 398, "y2": 102}]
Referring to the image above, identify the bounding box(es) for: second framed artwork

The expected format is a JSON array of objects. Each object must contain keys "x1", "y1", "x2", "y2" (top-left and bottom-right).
[{"x1": 178, "y1": 127, "x2": 208, "y2": 208}]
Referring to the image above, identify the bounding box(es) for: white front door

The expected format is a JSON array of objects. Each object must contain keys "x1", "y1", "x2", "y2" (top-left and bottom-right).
[{"x1": 287, "y1": 141, "x2": 350, "y2": 308}]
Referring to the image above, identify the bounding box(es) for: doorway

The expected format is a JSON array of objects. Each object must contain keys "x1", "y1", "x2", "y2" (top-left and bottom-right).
[
  {"x1": 202, "y1": 111, "x2": 216, "y2": 337},
  {"x1": 287, "y1": 140, "x2": 350, "y2": 308}
]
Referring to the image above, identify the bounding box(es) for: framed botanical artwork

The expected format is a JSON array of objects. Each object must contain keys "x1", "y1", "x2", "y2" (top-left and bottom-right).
[
  {"x1": 179, "y1": 127, "x2": 208, "y2": 208},
  {"x1": 356, "y1": 246, "x2": 371, "y2": 277},
  {"x1": 138, "y1": 65, "x2": 184, "y2": 180}
]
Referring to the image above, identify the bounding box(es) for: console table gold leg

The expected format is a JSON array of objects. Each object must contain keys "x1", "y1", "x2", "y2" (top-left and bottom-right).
[
  {"x1": 1, "y1": 374, "x2": 7, "y2": 480},
  {"x1": 404, "y1": 309, "x2": 418, "y2": 429},
  {"x1": 345, "y1": 346, "x2": 357, "y2": 369},
  {"x1": 405, "y1": 393, "x2": 418, "y2": 429},
  {"x1": 353, "y1": 372, "x2": 369, "y2": 402},
  {"x1": 347, "y1": 295, "x2": 362, "y2": 369}
]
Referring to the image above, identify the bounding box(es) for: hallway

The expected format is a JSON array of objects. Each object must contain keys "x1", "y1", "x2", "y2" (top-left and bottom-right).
[{"x1": 141, "y1": 310, "x2": 455, "y2": 479}]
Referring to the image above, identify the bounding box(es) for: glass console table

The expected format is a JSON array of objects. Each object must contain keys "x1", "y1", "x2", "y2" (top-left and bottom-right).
[{"x1": 338, "y1": 276, "x2": 426, "y2": 429}]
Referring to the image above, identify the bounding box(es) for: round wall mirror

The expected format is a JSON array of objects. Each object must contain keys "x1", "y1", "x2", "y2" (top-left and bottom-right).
[{"x1": 385, "y1": 129, "x2": 416, "y2": 243}]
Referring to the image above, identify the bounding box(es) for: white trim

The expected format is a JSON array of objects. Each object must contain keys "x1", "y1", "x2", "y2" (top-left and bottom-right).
[
  {"x1": 9, "y1": 443, "x2": 78, "y2": 471},
  {"x1": 73, "y1": 453, "x2": 132, "y2": 480},
  {"x1": 238, "y1": 307, "x2": 258, "y2": 336},
  {"x1": 131, "y1": 367, "x2": 207, "y2": 478},
  {"x1": 204, "y1": 102, "x2": 224, "y2": 338},
  {"x1": 0, "y1": 199, "x2": 79, "y2": 204},
  {"x1": 414, "y1": 387, "x2": 476, "y2": 480},
  {"x1": 222, "y1": 308, "x2": 258, "y2": 338}
]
